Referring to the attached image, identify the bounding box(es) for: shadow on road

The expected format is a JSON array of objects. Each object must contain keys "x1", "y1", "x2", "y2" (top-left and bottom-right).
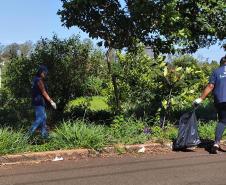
[{"x1": 173, "y1": 139, "x2": 226, "y2": 154}]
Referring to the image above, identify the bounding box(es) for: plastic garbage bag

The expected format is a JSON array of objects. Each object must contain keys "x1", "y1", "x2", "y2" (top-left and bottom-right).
[{"x1": 173, "y1": 110, "x2": 201, "y2": 150}]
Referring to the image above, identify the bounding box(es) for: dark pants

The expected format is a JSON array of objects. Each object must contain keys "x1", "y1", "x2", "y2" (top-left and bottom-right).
[
  {"x1": 215, "y1": 103, "x2": 226, "y2": 144},
  {"x1": 215, "y1": 103, "x2": 226, "y2": 124}
]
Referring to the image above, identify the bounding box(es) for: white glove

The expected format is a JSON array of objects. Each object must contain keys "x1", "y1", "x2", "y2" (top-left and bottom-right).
[
  {"x1": 193, "y1": 98, "x2": 203, "y2": 105},
  {"x1": 50, "y1": 100, "x2": 57, "y2": 109}
]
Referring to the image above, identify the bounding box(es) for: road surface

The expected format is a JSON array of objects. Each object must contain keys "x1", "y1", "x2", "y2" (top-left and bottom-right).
[{"x1": 1, "y1": 151, "x2": 226, "y2": 185}]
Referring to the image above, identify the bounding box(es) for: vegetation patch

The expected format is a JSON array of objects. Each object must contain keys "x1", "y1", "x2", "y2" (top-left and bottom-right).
[
  {"x1": 1, "y1": 120, "x2": 225, "y2": 155},
  {"x1": 50, "y1": 120, "x2": 107, "y2": 150},
  {"x1": 65, "y1": 96, "x2": 109, "y2": 112},
  {"x1": 0, "y1": 128, "x2": 28, "y2": 155}
]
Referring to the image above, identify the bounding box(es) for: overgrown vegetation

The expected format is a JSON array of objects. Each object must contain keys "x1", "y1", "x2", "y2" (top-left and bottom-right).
[
  {"x1": 0, "y1": 128, "x2": 27, "y2": 155},
  {"x1": 0, "y1": 119, "x2": 225, "y2": 155},
  {"x1": 50, "y1": 120, "x2": 107, "y2": 150},
  {"x1": 0, "y1": 35, "x2": 108, "y2": 127},
  {"x1": 0, "y1": 35, "x2": 223, "y2": 155}
]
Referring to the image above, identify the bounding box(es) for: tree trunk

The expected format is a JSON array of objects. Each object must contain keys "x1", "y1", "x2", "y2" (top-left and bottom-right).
[
  {"x1": 106, "y1": 47, "x2": 120, "y2": 114},
  {"x1": 161, "y1": 88, "x2": 172, "y2": 128}
]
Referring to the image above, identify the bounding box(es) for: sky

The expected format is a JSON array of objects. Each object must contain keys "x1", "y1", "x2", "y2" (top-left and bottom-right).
[{"x1": 0, "y1": 0, "x2": 225, "y2": 62}]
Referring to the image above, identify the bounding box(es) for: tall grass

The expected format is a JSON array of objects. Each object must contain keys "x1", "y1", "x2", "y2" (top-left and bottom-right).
[
  {"x1": 107, "y1": 116, "x2": 150, "y2": 145},
  {"x1": 1, "y1": 119, "x2": 225, "y2": 155},
  {"x1": 198, "y1": 121, "x2": 216, "y2": 140},
  {"x1": 50, "y1": 120, "x2": 107, "y2": 150},
  {"x1": 0, "y1": 128, "x2": 28, "y2": 155},
  {"x1": 198, "y1": 121, "x2": 226, "y2": 140},
  {"x1": 151, "y1": 124, "x2": 178, "y2": 142}
]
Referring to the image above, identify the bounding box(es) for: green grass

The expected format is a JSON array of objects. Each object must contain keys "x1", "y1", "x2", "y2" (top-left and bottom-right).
[
  {"x1": 0, "y1": 128, "x2": 28, "y2": 155},
  {"x1": 50, "y1": 120, "x2": 107, "y2": 150},
  {"x1": 65, "y1": 96, "x2": 109, "y2": 112},
  {"x1": 107, "y1": 116, "x2": 150, "y2": 145},
  {"x1": 198, "y1": 121, "x2": 216, "y2": 140},
  {"x1": 1, "y1": 119, "x2": 225, "y2": 155},
  {"x1": 150, "y1": 124, "x2": 178, "y2": 142}
]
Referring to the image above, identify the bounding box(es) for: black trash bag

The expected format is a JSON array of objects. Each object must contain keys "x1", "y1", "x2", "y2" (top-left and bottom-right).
[{"x1": 173, "y1": 110, "x2": 201, "y2": 150}]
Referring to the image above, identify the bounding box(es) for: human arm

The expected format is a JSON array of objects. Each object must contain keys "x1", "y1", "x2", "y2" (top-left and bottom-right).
[
  {"x1": 194, "y1": 70, "x2": 216, "y2": 105},
  {"x1": 194, "y1": 83, "x2": 215, "y2": 104},
  {"x1": 37, "y1": 80, "x2": 57, "y2": 109},
  {"x1": 200, "y1": 83, "x2": 215, "y2": 100}
]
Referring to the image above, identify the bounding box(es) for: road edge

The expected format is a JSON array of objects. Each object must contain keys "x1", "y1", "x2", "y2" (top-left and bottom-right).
[{"x1": 0, "y1": 142, "x2": 172, "y2": 165}]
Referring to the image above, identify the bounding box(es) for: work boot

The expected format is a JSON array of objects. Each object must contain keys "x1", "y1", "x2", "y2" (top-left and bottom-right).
[{"x1": 210, "y1": 143, "x2": 219, "y2": 154}]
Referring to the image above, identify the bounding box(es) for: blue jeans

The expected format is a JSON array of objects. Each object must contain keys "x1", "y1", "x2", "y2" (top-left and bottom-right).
[
  {"x1": 215, "y1": 122, "x2": 226, "y2": 145},
  {"x1": 30, "y1": 106, "x2": 48, "y2": 138}
]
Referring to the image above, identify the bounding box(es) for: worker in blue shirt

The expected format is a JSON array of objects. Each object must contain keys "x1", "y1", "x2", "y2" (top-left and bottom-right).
[
  {"x1": 194, "y1": 55, "x2": 226, "y2": 154},
  {"x1": 29, "y1": 65, "x2": 57, "y2": 138}
]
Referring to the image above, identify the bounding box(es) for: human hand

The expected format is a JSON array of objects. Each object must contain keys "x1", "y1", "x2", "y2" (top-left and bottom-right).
[
  {"x1": 193, "y1": 98, "x2": 203, "y2": 106},
  {"x1": 50, "y1": 100, "x2": 57, "y2": 109}
]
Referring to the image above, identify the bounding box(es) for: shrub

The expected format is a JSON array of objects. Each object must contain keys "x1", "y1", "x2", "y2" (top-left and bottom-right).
[
  {"x1": 108, "y1": 116, "x2": 150, "y2": 145},
  {"x1": 163, "y1": 124, "x2": 178, "y2": 140},
  {"x1": 151, "y1": 124, "x2": 178, "y2": 141},
  {"x1": 3, "y1": 35, "x2": 107, "y2": 124},
  {"x1": 115, "y1": 46, "x2": 216, "y2": 123},
  {"x1": 198, "y1": 121, "x2": 216, "y2": 140},
  {"x1": 83, "y1": 76, "x2": 104, "y2": 96}
]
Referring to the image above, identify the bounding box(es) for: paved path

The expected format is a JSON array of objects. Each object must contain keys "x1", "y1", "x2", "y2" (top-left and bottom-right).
[{"x1": 1, "y1": 151, "x2": 226, "y2": 185}]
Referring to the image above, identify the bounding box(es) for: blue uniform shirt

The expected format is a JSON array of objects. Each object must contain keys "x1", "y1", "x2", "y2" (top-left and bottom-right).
[
  {"x1": 32, "y1": 76, "x2": 48, "y2": 106},
  {"x1": 209, "y1": 65, "x2": 226, "y2": 104}
]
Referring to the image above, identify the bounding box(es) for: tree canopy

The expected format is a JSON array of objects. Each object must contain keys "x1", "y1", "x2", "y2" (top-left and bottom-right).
[{"x1": 58, "y1": 0, "x2": 226, "y2": 54}]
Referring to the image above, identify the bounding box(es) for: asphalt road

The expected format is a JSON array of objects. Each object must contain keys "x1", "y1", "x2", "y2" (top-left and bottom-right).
[{"x1": 1, "y1": 151, "x2": 226, "y2": 185}]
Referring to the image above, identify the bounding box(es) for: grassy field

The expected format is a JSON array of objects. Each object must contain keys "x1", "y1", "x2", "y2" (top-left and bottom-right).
[{"x1": 65, "y1": 96, "x2": 110, "y2": 112}]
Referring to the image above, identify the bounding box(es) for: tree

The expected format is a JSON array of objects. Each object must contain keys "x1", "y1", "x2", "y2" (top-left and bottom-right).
[
  {"x1": 1, "y1": 42, "x2": 33, "y2": 60},
  {"x1": 0, "y1": 44, "x2": 3, "y2": 62},
  {"x1": 4, "y1": 35, "x2": 106, "y2": 121},
  {"x1": 58, "y1": 0, "x2": 225, "y2": 54},
  {"x1": 2, "y1": 43, "x2": 19, "y2": 59},
  {"x1": 19, "y1": 41, "x2": 33, "y2": 57},
  {"x1": 115, "y1": 46, "x2": 215, "y2": 126},
  {"x1": 0, "y1": 43, "x2": 4, "y2": 55},
  {"x1": 58, "y1": 0, "x2": 225, "y2": 113}
]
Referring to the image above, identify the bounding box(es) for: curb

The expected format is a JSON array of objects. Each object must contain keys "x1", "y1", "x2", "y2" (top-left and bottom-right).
[{"x1": 0, "y1": 142, "x2": 172, "y2": 165}]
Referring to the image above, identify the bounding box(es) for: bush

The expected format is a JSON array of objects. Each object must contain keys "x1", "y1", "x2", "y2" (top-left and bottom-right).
[
  {"x1": 115, "y1": 46, "x2": 216, "y2": 123},
  {"x1": 108, "y1": 116, "x2": 150, "y2": 145},
  {"x1": 150, "y1": 124, "x2": 178, "y2": 142},
  {"x1": 83, "y1": 76, "x2": 104, "y2": 96},
  {"x1": 50, "y1": 120, "x2": 107, "y2": 150},
  {"x1": 0, "y1": 98, "x2": 33, "y2": 128},
  {"x1": 3, "y1": 35, "x2": 107, "y2": 125},
  {"x1": 0, "y1": 128, "x2": 28, "y2": 155},
  {"x1": 198, "y1": 121, "x2": 216, "y2": 140}
]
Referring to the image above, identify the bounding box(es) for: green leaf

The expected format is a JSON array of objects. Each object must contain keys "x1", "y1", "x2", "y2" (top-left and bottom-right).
[
  {"x1": 163, "y1": 67, "x2": 168, "y2": 77},
  {"x1": 175, "y1": 67, "x2": 182, "y2": 71},
  {"x1": 162, "y1": 99, "x2": 168, "y2": 109}
]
